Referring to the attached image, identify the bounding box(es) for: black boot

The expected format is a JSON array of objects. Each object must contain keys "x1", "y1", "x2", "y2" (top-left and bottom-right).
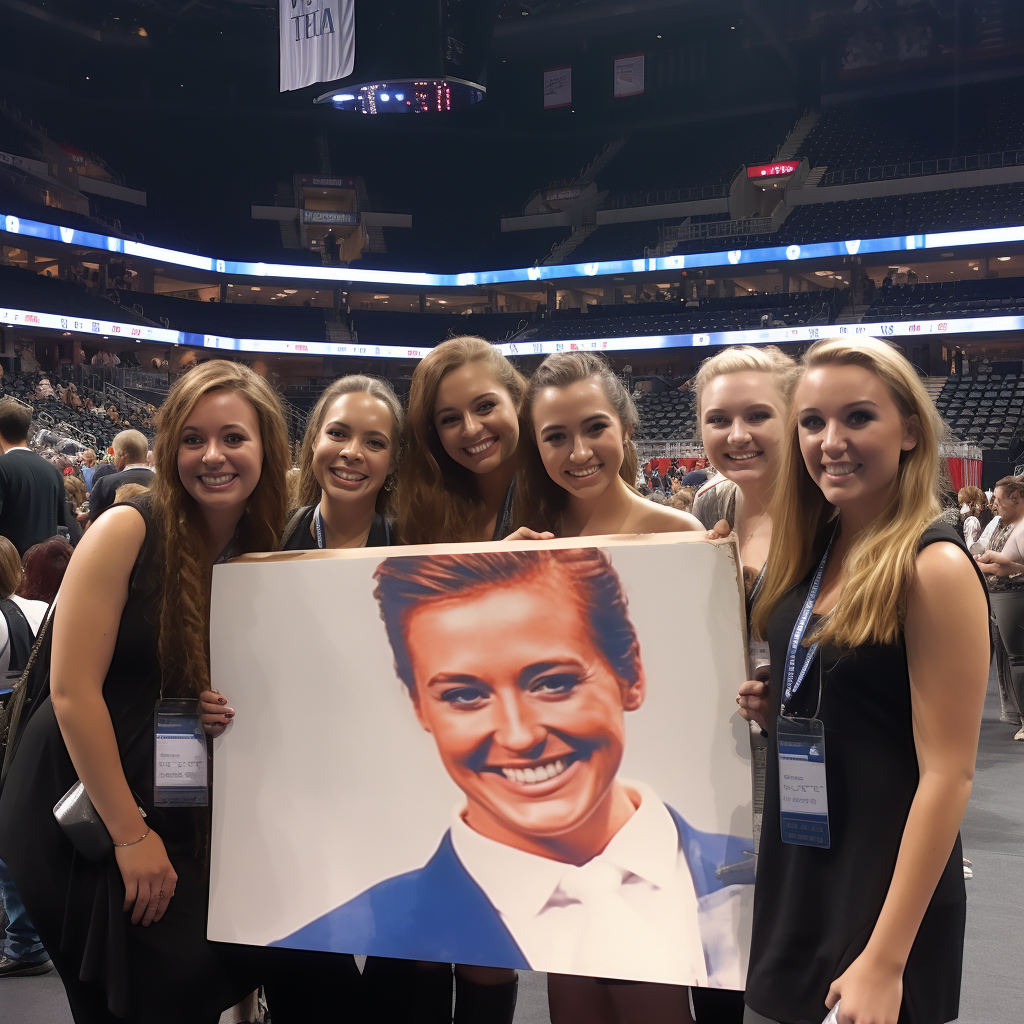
[{"x1": 453, "y1": 974, "x2": 518, "y2": 1024}]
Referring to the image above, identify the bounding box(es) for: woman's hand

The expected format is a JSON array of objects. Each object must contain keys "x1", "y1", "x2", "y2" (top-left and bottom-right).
[
  {"x1": 199, "y1": 689, "x2": 234, "y2": 736},
  {"x1": 115, "y1": 828, "x2": 178, "y2": 926},
  {"x1": 825, "y1": 951, "x2": 903, "y2": 1024},
  {"x1": 705, "y1": 519, "x2": 732, "y2": 542},
  {"x1": 737, "y1": 665, "x2": 770, "y2": 732},
  {"x1": 503, "y1": 527, "x2": 555, "y2": 542}
]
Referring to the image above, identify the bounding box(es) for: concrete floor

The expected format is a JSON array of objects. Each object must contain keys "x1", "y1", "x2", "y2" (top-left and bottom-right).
[{"x1": 2, "y1": 669, "x2": 1020, "y2": 1024}]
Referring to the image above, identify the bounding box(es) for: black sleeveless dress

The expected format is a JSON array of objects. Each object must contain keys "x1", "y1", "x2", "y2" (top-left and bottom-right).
[
  {"x1": 0, "y1": 499, "x2": 257, "y2": 1022},
  {"x1": 744, "y1": 523, "x2": 987, "y2": 1024}
]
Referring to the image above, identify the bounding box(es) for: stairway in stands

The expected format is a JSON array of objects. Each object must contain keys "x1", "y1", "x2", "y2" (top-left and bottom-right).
[{"x1": 776, "y1": 110, "x2": 819, "y2": 161}]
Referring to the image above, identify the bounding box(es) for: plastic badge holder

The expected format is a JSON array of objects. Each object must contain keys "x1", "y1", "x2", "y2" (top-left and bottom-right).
[
  {"x1": 154, "y1": 698, "x2": 209, "y2": 807},
  {"x1": 822, "y1": 999, "x2": 841, "y2": 1024}
]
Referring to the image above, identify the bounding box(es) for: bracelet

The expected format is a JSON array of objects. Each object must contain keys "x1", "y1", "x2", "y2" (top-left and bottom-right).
[{"x1": 113, "y1": 829, "x2": 150, "y2": 848}]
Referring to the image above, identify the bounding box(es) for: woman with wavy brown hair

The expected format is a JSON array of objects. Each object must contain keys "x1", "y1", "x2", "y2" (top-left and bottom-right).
[
  {"x1": 396, "y1": 335, "x2": 527, "y2": 545},
  {"x1": 0, "y1": 360, "x2": 289, "y2": 1024}
]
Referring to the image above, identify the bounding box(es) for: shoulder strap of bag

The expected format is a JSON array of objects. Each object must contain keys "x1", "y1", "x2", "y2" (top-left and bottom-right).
[
  {"x1": 0, "y1": 600, "x2": 56, "y2": 791},
  {"x1": 0, "y1": 599, "x2": 33, "y2": 673}
]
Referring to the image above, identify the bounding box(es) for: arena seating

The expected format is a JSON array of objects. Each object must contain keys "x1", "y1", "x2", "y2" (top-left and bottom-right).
[
  {"x1": 634, "y1": 388, "x2": 697, "y2": 441},
  {"x1": 935, "y1": 373, "x2": 1024, "y2": 451},
  {"x1": 0, "y1": 263, "x2": 146, "y2": 323},
  {"x1": 798, "y1": 80, "x2": 1024, "y2": 179},
  {"x1": 866, "y1": 277, "x2": 1024, "y2": 321},
  {"x1": 350, "y1": 309, "x2": 529, "y2": 347},
  {"x1": 512, "y1": 292, "x2": 846, "y2": 343}
]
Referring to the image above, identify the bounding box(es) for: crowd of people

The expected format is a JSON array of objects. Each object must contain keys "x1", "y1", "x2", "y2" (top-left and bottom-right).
[{"x1": 0, "y1": 334, "x2": 1009, "y2": 1024}]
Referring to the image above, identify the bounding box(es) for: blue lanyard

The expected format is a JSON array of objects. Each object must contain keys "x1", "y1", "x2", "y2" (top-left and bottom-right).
[
  {"x1": 782, "y1": 526, "x2": 838, "y2": 715},
  {"x1": 313, "y1": 503, "x2": 391, "y2": 548}
]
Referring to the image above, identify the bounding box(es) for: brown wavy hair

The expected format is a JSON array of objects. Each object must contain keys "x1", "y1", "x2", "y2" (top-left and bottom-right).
[
  {"x1": 150, "y1": 360, "x2": 290, "y2": 696},
  {"x1": 515, "y1": 352, "x2": 640, "y2": 535},
  {"x1": 395, "y1": 337, "x2": 527, "y2": 544},
  {"x1": 296, "y1": 375, "x2": 404, "y2": 515}
]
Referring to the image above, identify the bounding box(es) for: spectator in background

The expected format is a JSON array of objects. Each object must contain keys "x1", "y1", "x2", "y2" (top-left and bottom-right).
[
  {"x1": 0, "y1": 536, "x2": 52, "y2": 981},
  {"x1": 666, "y1": 486, "x2": 695, "y2": 513},
  {"x1": 959, "y1": 485, "x2": 992, "y2": 550},
  {"x1": 62, "y1": 477, "x2": 85, "y2": 547},
  {"x1": 0, "y1": 400, "x2": 66, "y2": 557},
  {"x1": 87, "y1": 430, "x2": 153, "y2": 525},
  {"x1": 16, "y1": 537, "x2": 74, "y2": 605},
  {"x1": 78, "y1": 448, "x2": 97, "y2": 493}
]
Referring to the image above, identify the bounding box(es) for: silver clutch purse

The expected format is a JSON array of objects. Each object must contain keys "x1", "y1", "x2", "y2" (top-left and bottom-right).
[{"x1": 53, "y1": 781, "x2": 147, "y2": 862}]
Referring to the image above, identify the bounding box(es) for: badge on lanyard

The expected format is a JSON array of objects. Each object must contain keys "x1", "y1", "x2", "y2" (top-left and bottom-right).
[
  {"x1": 154, "y1": 698, "x2": 209, "y2": 807},
  {"x1": 777, "y1": 528, "x2": 836, "y2": 849}
]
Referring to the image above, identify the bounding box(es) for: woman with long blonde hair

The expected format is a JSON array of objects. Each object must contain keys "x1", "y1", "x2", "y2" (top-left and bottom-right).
[
  {"x1": 0, "y1": 360, "x2": 290, "y2": 1024},
  {"x1": 739, "y1": 337, "x2": 989, "y2": 1024}
]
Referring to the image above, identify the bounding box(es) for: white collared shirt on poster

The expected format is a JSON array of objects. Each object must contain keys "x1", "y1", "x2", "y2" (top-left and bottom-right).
[{"x1": 450, "y1": 781, "x2": 735, "y2": 987}]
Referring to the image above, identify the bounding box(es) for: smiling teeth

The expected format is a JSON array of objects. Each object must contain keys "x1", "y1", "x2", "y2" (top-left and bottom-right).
[
  {"x1": 825, "y1": 464, "x2": 857, "y2": 475},
  {"x1": 467, "y1": 438, "x2": 496, "y2": 455},
  {"x1": 332, "y1": 469, "x2": 365, "y2": 481},
  {"x1": 201, "y1": 474, "x2": 234, "y2": 485},
  {"x1": 501, "y1": 758, "x2": 568, "y2": 784},
  {"x1": 728, "y1": 452, "x2": 761, "y2": 460},
  {"x1": 567, "y1": 466, "x2": 601, "y2": 478}
]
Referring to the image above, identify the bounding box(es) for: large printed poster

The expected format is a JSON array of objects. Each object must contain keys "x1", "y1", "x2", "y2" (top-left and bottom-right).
[{"x1": 208, "y1": 534, "x2": 754, "y2": 988}]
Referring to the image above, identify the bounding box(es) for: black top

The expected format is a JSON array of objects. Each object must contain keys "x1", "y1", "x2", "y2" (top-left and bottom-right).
[
  {"x1": 0, "y1": 448, "x2": 66, "y2": 556},
  {"x1": 745, "y1": 523, "x2": 987, "y2": 1024},
  {"x1": 0, "y1": 498, "x2": 255, "y2": 1021},
  {"x1": 88, "y1": 465, "x2": 155, "y2": 522},
  {"x1": 282, "y1": 504, "x2": 395, "y2": 549}
]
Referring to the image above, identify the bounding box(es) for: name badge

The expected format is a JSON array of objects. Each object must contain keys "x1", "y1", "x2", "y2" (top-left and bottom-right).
[
  {"x1": 154, "y1": 699, "x2": 209, "y2": 807},
  {"x1": 748, "y1": 639, "x2": 770, "y2": 675},
  {"x1": 777, "y1": 716, "x2": 829, "y2": 848}
]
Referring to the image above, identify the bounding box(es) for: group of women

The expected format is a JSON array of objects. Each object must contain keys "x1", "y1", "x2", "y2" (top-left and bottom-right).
[{"x1": 0, "y1": 332, "x2": 992, "y2": 1024}]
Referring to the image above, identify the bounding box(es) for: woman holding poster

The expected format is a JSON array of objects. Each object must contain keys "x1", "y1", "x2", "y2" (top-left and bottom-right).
[
  {"x1": 0, "y1": 361, "x2": 290, "y2": 1024},
  {"x1": 741, "y1": 337, "x2": 990, "y2": 1024}
]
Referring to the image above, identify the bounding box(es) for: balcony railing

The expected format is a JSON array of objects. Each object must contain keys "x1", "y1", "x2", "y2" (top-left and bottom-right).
[{"x1": 821, "y1": 150, "x2": 1024, "y2": 187}]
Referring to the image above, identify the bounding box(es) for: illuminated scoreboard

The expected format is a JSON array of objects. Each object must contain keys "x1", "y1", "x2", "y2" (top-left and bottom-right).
[{"x1": 747, "y1": 161, "x2": 800, "y2": 179}]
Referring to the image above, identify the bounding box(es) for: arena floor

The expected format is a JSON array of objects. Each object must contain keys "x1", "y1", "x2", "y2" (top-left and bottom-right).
[{"x1": 2, "y1": 669, "x2": 1020, "y2": 1024}]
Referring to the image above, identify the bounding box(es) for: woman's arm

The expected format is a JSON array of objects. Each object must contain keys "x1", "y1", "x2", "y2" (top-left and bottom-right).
[
  {"x1": 825, "y1": 542, "x2": 989, "y2": 1024},
  {"x1": 50, "y1": 505, "x2": 178, "y2": 926}
]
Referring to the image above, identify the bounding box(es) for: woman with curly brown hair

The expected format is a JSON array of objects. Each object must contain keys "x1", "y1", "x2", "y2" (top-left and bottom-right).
[{"x1": 0, "y1": 360, "x2": 290, "y2": 1024}]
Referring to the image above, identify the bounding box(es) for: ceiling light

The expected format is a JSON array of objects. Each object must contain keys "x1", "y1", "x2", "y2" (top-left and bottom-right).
[
  {"x1": 250, "y1": 286, "x2": 261, "y2": 291},
  {"x1": 283, "y1": 289, "x2": 297, "y2": 294},
  {"x1": 373, "y1": 294, "x2": 388, "y2": 299},
  {"x1": 333, "y1": 93, "x2": 355, "y2": 102},
  {"x1": 439, "y1": 300, "x2": 447, "y2": 304},
  {"x1": 997, "y1": 256, "x2": 1012, "y2": 261}
]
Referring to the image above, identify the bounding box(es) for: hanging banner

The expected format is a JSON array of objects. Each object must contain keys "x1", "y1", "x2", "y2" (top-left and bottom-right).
[
  {"x1": 208, "y1": 534, "x2": 756, "y2": 987},
  {"x1": 280, "y1": 0, "x2": 355, "y2": 93},
  {"x1": 613, "y1": 54, "x2": 645, "y2": 97},
  {"x1": 543, "y1": 66, "x2": 572, "y2": 109}
]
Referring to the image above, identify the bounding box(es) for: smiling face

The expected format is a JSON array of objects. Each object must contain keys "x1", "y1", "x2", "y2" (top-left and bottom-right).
[
  {"x1": 795, "y1": 363, "x2": 917, "y2": 519},
  {"x1": 177, "y1": 390, "x2": 264, "y2": 517},
  {"x1": 404, "y1": 574, "x2": 643, "y2": 857},
  {"x1": 532, "y1": 377, "x2": 629, "y2": 500},
  {"x1": 311, "y1": 391, "x2": 394, "y2": 508},
  {"x1": 433, "y1": 362, "x2": 520, "y2": 475},
  {"x1": 701, "y1": 371, "x2": 786, "y2": 488}
]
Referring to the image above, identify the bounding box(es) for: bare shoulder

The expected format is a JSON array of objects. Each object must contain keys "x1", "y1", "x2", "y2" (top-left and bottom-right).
[
  {"x1": 633, "y1": 499, "x2": 703, "y2": 535},
  {"x1": 73, "y1": 505, "x2": 148, "y2": 575},
  {"x1": 913, "y1": 539, "x2": 982, "y2": 591}
]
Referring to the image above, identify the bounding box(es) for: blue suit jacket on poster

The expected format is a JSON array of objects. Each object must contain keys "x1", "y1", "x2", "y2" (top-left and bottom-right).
[{"x1": 273, "y1": 806, "x2": 755, "y2": 975}]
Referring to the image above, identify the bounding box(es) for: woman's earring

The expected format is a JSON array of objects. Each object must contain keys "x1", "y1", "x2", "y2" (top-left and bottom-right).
[{"x1": 384, "y1": 475, "x2": 393, "y2": 492}]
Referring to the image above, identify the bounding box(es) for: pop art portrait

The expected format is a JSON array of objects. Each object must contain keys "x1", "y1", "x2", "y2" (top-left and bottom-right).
[{"x1": 208, "y1": 534, "x2": 755, "y2": 988}]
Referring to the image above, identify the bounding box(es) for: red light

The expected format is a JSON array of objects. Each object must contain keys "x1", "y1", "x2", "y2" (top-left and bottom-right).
[{"x1": 746, "y1": 161, "x2": 799, "y2": 179}]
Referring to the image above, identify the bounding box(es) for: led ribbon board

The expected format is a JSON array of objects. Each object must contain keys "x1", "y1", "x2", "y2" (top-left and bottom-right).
[
  {"x1": 4, "y1": 211, "x2": 1024, "y2": 288},
  {"x1": 3, "y1": 302, "x2": 1018, "y2": 360}
]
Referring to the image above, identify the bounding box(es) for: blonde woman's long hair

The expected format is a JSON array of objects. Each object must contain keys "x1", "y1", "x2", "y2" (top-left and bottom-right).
[
  {"x1": 150, "y1": 360, "x2": 291, "y2": 696},
  {"x1": 752, "y1": 337, "x2": 943, "y2": 649},
  {"x1": 515, "y1": 352, "x2": 640, "y2": 535},
  {"x1": 395, "y1": 336, "x2": 527, "y2": 544},
  {"x1": 296, "y1": 375, "x2": 404, "y2": 515}
]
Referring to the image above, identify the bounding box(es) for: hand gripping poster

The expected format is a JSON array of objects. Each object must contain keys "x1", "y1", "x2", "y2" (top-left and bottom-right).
[{"x1": 208, "y1": 533, "x2": 755, "y2": 988}]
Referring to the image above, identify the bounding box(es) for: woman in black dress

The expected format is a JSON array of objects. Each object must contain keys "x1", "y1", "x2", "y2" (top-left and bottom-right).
[
  {"x1": 0, "y1": 360, "x2": 291, "y2": 1023},
  {"x1": 739, "y1": 337, "x2": 989, "y2": 1024}
]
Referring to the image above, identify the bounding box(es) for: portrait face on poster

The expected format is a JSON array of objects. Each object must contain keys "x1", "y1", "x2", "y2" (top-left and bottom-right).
[{"x1": 208, "y1": 534, "x2": 754, "y2": 988}]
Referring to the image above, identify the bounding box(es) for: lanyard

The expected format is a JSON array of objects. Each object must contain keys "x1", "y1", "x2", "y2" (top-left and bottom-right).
[
  {"x1": 782, "y1": 526, "x2": 838, "y2": 715},
  {"x1": 314, "y1": 503, "x2": 391, "y2": 548}
]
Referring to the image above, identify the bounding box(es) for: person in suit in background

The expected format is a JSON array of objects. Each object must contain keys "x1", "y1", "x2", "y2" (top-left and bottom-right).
[
  {"x1": 0, "y1": 400, "x2": 66, "y2": 557},
  {"x1": 87, "y1": 430, "x2": 154, "y2": 526}
]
